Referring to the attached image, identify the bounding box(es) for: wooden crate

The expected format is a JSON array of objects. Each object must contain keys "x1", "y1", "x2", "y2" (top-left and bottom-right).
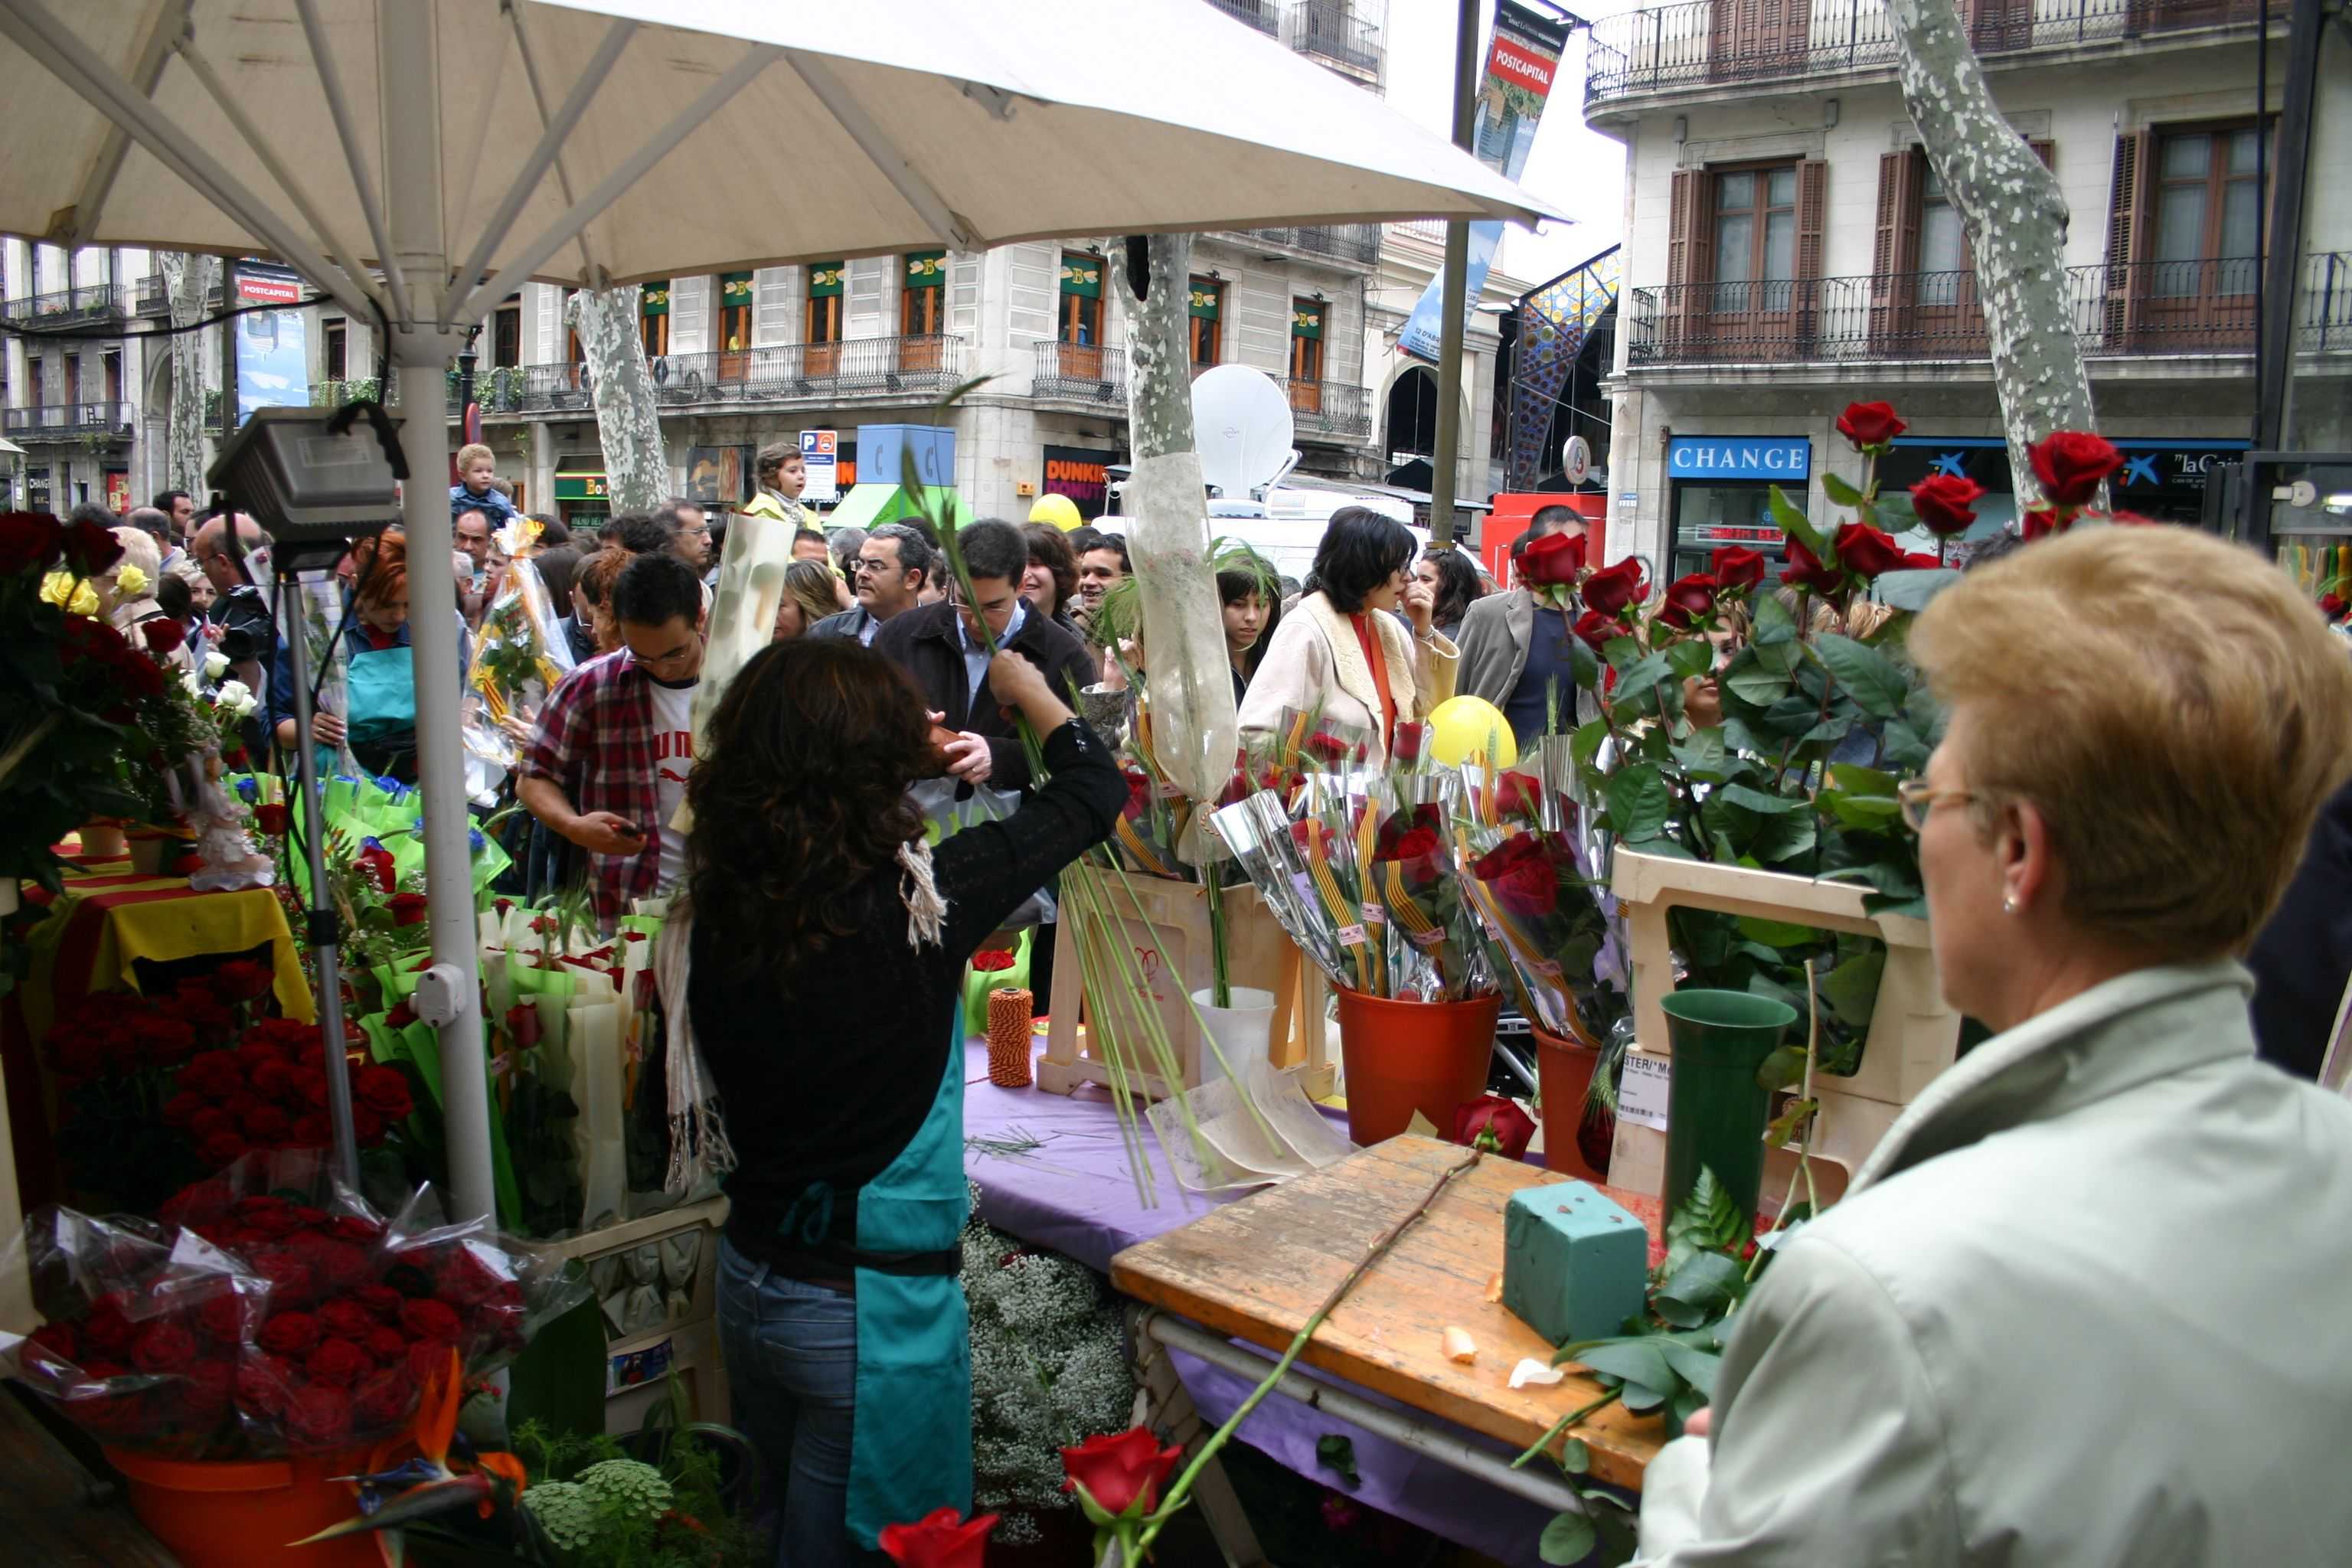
[
  {"x1": 538, "y1": 1197, "x2": 731, "y2": 1432},
  {"x1": 1038, "y1": 877, "x2": 1333, "y2": 1100},
  {"x1": 1606, "y1": 849, "x2": 1958, "y2": 1201}
]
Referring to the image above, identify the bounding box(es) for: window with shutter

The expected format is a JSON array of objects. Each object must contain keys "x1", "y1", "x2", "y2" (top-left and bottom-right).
[
  {"x1": 640, "y1": 279, "x2": 670, "y2": 358},
  {"x1": 900, "y1": 251, "x2": 946, "y2": 373},
  {"x1": 1189, "y1": 277, "x2": 1223, "y2": 368},
  {"x1": 806, "y1": 262, "x2": 843, "y2": 377},
  {"x1": 2105, "y1": 129, "x2": 2155, "y2": 348},
  {"x1": 1661, "y1": 168, "x2": 1713, "y2": 352},
  {"x1": 1289, "y1": 300, "x2": 1326, "y2": 416},
  {"x1": 2140, "y1": 119, "x2": 2269, "y2": 348},
  {"x1": 1056, "y1": 252, "x2": 1104, "y2": 381}
]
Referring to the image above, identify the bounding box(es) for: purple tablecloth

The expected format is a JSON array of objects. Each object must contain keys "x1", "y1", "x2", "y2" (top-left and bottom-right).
[{"x1": 962, "y1": 1040, "x2": 1558, "y2": 1567}]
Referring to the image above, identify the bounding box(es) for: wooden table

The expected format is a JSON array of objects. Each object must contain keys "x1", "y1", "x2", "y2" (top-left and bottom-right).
[
  {"x1": 1110, "y1": 1135, "x2": 1664, "y2": 1499},
  {"x1": 0, "y1": 1387, "x2": 178, "y2": 1566}
]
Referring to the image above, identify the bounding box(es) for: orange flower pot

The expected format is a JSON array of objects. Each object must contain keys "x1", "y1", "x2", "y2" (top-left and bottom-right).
[
  {"x1": 105, "y1": 1446, "x2": 388, "y2": 1568},
  {"x1": 1530, "y1": 1021, "x2": 1614, "y2": 1184},
  {"x1": 1333, "y1": 989, "x2": 1500, "y2": 1146}
]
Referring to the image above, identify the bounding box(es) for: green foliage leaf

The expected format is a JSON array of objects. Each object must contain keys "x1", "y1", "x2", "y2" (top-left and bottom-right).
[
  {"x1": 1821, "y1": 471, "x2": 1864, "y2": 508},
  {"x1": 1602, "y1": 635, "x2": 1642, "y2": 671},
  {"x1": 1880, "y1": 718, "x2": 1932, "y2": 773},
  {"x1": 1736, "y1": 916, "x2": 1818, "y2": 948},
  {"x1": 1749, "y1": 809, "x2": 1817, "y2": 864},
  {"x1": 1766, "y1": 1096, "x2": 1820, "y2": 1148},
  {"x1": 1575, "y1": 1339, "x2": 1675, "y2": 1393},
  {"x1": 1605, "y1": 763, "x2": 1672, "y2": 844},
  {"x1": 1871, "y1": 491, "x2": 1919, "y2": 532},
  {"x1": 1756, "y1": 1045, "x2": 1808, "y2": 1094},
  {"x1": 1316, "y1": 1433, "x2": 1361, "y2": 1488},
  {"x1": 1750, "y1": 590, "x2": 1797, "y2": 647},
  {"x1": 1723, "y1": 662, "x2": 1792, "y2": 707},
  {"x1": 1821, "y1": 949, "x2": 1887, "y2": 1027},
  {"x1": 1622, "y1": 833, "x2": 1696, "y2": 861},
  {"x1": 1718, "y1": 782, "x2": 1807, "y2": 815},
  {"x1": 1610, "y1": 650, "x2": 1676, "y2": 711},
  {"x1": 1664, "y1": 638, "x2": 1715, "y2": 679},
  {"x1": 1540, "y1": 1510, "x2": 1597, "y2": 1566},
  {"x1": 1810, "y1": 634, "x2": 1909, "y2": 719},
  {"x1": 1566, "y1": 631, "x2": 1600, "y2": 694},
  {"x1": 1559, "y1": 1437, "x2": 1592, "y2": 1475},
  {"x1": 1673, "y1": 728, "x2": 1729, "y2": 779},
  {"x1": 1570, "y1": 717, "x2": 1611, "y2": 773},
  {"x1": 1769, "y1": 483, "x2": 1828, "y2": 559},
  {"x1": 1752, "y1": 635, "x2": 1802, "y2": 677},
  {"x1": 1653, "y1": 1251, "x2": 1743, "y2": 1327},
  {"x1": 1873, "y1": 567, "x2": 1960, "y2": 612},
  {"x1": 1656, "y1": 1341, "x2": 1723, "y2": 1399},
  {"x1": 1619, "y1": 1380, "x2": 1669, "y2": 1414}
]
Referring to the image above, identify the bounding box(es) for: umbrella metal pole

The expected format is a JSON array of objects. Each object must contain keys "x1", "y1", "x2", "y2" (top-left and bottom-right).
[
  {"x1": 276, "y1": 569, "x2": 361, "y2": 1193},
  {"x1": 1429, "y1": 0, "x2": 1482, "y2": 547}
]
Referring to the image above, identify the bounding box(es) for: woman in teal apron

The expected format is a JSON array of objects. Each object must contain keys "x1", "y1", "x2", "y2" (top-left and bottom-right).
[
  {"x1": 268, "y1": 529, "x2": 472, "y2": 785},
  {"x1": 681, "y1": 637, "x2": 1121, "y2": 1566}
]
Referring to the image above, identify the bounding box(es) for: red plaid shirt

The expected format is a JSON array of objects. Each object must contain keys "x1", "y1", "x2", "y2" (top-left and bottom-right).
[{"x1": 521, "y1": 649, "x2": 670, "y2": 926}]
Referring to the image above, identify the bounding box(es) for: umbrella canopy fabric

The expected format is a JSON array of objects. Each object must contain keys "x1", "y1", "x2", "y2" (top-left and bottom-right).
[{"x1": 0, "y1": 0, "x2": 1553, "y2": 316}]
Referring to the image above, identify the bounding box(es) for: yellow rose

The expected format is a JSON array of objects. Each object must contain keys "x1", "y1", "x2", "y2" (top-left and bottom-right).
[
  {"x1": 113, "y1": 563, "x2": 150, "y2": 599},
  {"x1": 40, "y1": 571, "x2": 100, "y2": 617}
]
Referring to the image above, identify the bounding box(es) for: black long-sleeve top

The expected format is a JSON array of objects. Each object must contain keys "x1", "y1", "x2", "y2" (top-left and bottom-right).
[{"x1": 688, "y1": 718, "x2": 1122, "y2": 1275}]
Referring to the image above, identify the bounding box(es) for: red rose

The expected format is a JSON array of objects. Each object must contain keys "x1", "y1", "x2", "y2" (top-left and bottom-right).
[
  {"x1": 1474, "y1": 831, "x2": 1559, "y2": 919},
  {"x1": 178, "y1": 1049, "x2": 244, "y2": 1099},
  {"x1": 1908, "y1": 474, "x2": 1985, "y2": 537},
  {"x1": 354, "y1": 1064, "x2": 414, "y2": 1120},
  {"x1": 243, "y1": 1105, "x2": 292, "y2": 1145},
  {"x1": 352, "y1": 1284, "x2": 403, "y2": 1321},
  {"x1": 141, "y1": 618, "x2": 187, "y2": 657},
  {"x1": 2019, "y1": 507, "x2": 2066, "y2": 542},
  {"x1": 400, "y1": 1298, "x2": 463, "y2": 1343},
  {"x1": 131, "y1": 1321, "x2": 201, "y2": 1375},
  {"x1": 1579, "y1": 558, "x2": 1648, "y2": 618},
  {"x1": 198, "y1": 1292, "x2": 254, "y2": 1346},
  {"x1": 1831, "y1": 522, "x2": 1906, "y2": 580},
  {"x1": 1060, "y1": 1426, "x2": 1184, "y2": 1519},
  {"x1": 134, "y1": 1014, "x2": 198, "y2": 1067},
  {"x1": 257, "y1": 1312, "x2": 322, "y2": 1357},
  {"x1": 252, "y1": 1253, "x2": 317, "y2": 1305},
  {"x1": 1569, "y1": 609, "x2": 1617, "y2": 655},
  {"x1": 878, "y1": 1507, "x2": 999, "y2": 1568},
  {"x1": 211, "y1": 959, "x2": 274, "y2": 1004},
  {"x1": 0, "y1": 511, "x2": 65, "y2": 576},
  {"x1": 505, "y1": 1003, "x2": 542, "y2": 1051},
  {"x1": 1492, "y1": 772, "x2": 1544, "y2": 822},
  {"x1": 1517, "y1": 528, "x2": 1586, "y2": 587},
  {"x1": 317, "y1": 1300, "x2": 377, "y2": 1342},
  {"x1": 351, "y1": 1106, "x2": 387, "y2": 1146},
  {"x1": 198, "y1": 1129, "x2": 250, "y2": 1168},
  {"x1": 2321, "y1": 593, "x2": 2348, "y2": 622},
  {"x1": 292, "y1": 1112, "x2": 331, "y2": 1146},
  {"x1": 24, "y1": 1321, "x2": 78, "y2": 1375},
  {"x1": 235, "y1": 1351, "x2": 296, "y2": 1417},
  {"x1": 2027, "y1": 430, "x2": 2123, "y2": 508},
  {"x1": 1779, "y1": 537, "x2": 1845, "y2": 596},
  {"x1": 1454, "y1": 1094, "x2": 1539, "y2": 1159},
  {"x1": 1835, "y1": 400, "x2": 1906, "y2": 450},
  {"x1": 66, "y1": 1381, "x2": 149, "y2": 1440},
  {"x1": 435, "y1": 1250, "x2": 509, "y2": 1310},
  {"x1": 1709, "y1": 545, "x2": 1766, "y2": 590},
  {"x1": 60, "y1": 515, "x2": 125, "y2": 575},
  {"x1": 352, "y1": 1367, "x2": 417, "y2": 1432},
  {"x1": 254, "y1": 802, "x2": 290, "y2": 837},
  {"x1": 1655, "y1": 572, "x2": 1718, "y2": 630},
  {"x1": 325, "y1": 1215, "x2": 384, "y2": 1245},
  {"x1": 305, "y1": 1337, "x2": 374, "y2": 1388},
  {"x1": 162, "y1": 1091, "x2": 207, "y2": 1129},
  {"x1": 384, "y1": 999, "x2": 417, "y2": 1031},
  {"x1": 296, "y1": 1240, "x2": 372, "y2": 1293},
  {"x1": 245, "y1": 1205, "x2": 305, "y2": 1238},
  {"x1": 1302, "y1": 731, "x2": 1351, "y2": 763},
  {"x1": 1390, "y1": 720, "x2": 1426, "y2": 764},
  {"x1": 358, "y1": 843, "x2": 397, "y2": 895},
  {"x1": 180, "y1": 1359, "x2": 235, "y2": 1419},
  {"x1": 969, "y1": 949, "x2": 1016, "y2": 974},
  {"x1": 387, "y1": 892, "x2": 428, "y2": 927},
  {"x1": 364, "y1": 1326, "x2": 409, "y2": 1364},
  {"x1": 285, "y1": 1384, "x2": 354, "y2": 1447}
]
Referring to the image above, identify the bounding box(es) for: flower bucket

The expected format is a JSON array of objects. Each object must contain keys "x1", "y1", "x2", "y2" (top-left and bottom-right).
[
  {"x1": 1190, "y1": 985, "x2": 1277, "y2": 1084},
  {"x1": 126, "y1": 825, "x2": 192, "y2": 876},
  {"x1": 77, "y1": 820, "x2": 130, "y2": 860},
  {"x1": 105, "y1": 1446, "x2": 387, "y2": 1568},
  {"x1": 1530, "y1": 1021, "x2": 1612, "y2": 1184},
  {"x1": 1333, "y1": 989, "x2": 1500, "y2": 1146},
  {"x1": 1659, "y1": 988, "x2": 1798, "y2": 1226}
]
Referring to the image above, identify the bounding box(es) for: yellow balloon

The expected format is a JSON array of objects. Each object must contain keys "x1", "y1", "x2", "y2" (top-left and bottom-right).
[
  {"x1": 1029, "y1": 493, "x2": 1084, "y2": 532},
  {"x1": 1426, "y1": 695, "x2": 1518, "y2": 769}
]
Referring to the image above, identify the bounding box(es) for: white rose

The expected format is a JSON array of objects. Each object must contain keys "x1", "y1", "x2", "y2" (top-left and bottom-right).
[
  {"x1": 217, "y1": 678, "x2": 251, "y2": 707},
  {"x1": 234, "y1": 694, "x2": 259, "y2": 718},
  {"x1": 181, "y1": 669, "x2": 204, "y2": 697},
  {"x1": 203, "y1": 649, "x2": 229, "y2": 679}
]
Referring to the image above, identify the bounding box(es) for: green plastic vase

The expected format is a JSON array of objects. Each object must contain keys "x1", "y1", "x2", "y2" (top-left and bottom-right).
[{"x1": 1660, "y1": 989, "x2": 1798, "y2": 1226}]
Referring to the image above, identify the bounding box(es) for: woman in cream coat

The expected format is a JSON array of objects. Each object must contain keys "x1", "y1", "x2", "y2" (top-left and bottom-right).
[
  {"x1": 1634, "y1": 525, "x2": 2352, "y2": 1566},
  {"x1": 1236, "y1": 508, "x2": 1457, "y2": 766}
]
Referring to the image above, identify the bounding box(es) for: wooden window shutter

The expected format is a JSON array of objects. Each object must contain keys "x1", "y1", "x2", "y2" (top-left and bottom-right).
[
  {"x1": 2105, "y1": 129, "x2": 2154, "y2": 344},
  {"x1": 1871, "y1": 151, "x2": 1922, "y2": 346},
  {"x1": 1666, "y1": 168, "x2": 1698, "y2": 288},
  {"x1": 2030, "y1": 138, "x2": 2055, "y2": 169},
  {"x1": 1795, "y1": 158, "x2": 1828, "y2": 348},
  {"x1": 1664, "y1": 168, "x2": 1710, "y2": 347}
]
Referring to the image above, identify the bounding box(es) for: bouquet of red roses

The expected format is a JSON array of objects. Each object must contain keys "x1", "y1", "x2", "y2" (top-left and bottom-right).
[
  {"x1": 1361, "y1": 776, "x2": 1496, "y2": 1003},
  {"x1": 4, "y1": 1151, "x2": 583, "y2": 1461}
]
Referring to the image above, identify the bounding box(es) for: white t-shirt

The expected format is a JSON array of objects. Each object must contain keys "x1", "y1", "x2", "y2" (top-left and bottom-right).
[{"x1": 646, "y1": 675, "x2": 697, "y2": 891}]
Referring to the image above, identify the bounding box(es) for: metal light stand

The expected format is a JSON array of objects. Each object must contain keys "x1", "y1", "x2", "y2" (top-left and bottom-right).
[{"x1": 271, "y1": 544, "x2": 363, "y2": 1193}]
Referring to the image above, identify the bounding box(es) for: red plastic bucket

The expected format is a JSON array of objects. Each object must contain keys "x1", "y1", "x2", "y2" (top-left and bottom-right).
[
  {"x1": 106, "y1": 1446, "x2": 390, "y2": 1567},
  {"x1": 1334, "y1": 989, "x2": 1501, "y2": 1145},
  {"x1": 1531, "y1": 1021, "x2": 1614, "y2": 1183}
]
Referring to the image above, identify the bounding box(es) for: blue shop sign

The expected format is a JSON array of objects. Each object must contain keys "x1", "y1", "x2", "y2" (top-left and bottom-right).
[{"x1": 1668, "y1": 436, "x2": 1811, "y2": 481}]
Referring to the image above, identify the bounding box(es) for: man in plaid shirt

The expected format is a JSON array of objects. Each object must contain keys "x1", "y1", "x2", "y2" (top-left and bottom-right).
[{"x1": 518, "y1": 554, "x2": 708, "y2": 929}]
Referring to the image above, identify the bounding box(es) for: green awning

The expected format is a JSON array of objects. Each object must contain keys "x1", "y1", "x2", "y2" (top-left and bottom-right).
[
  {"x1": 1059, "y1": 253, "x2": 1101, "y2": 299},
  {"x1": 720, "y1": 272, "x2": 754, "y2": 304},
  {"x1": 1188, "y1": 280, "x2": 1220, "y2": 319},
  {"x1": 809, "y1": 261, "x2": 844, "y2": 298},
  {"x1": 904, "y1": 250, "x2": 946, "y2": 289},
  {"x1": 825, "y1": 482, "x2": 968, "y2": 534},
  {"x1": 1292, "y1": 304, "x2": 1323, "y2": 339},
  {"x1": 641, "y1": 281, "x2": 670, "y2": 315}
]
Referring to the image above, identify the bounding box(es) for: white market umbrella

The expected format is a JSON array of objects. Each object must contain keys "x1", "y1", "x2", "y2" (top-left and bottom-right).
[{"x1": 0, "y1": 0, "x2": 1555, "y2": 1224}]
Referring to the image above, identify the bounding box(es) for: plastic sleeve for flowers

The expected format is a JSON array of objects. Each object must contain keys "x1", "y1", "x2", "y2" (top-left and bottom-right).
[{"x1": 1122, "y1": 449, "x2": 1239, "y2": 854}]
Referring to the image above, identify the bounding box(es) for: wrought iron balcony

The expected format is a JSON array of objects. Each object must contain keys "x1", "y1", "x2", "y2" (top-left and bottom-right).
[
  {"x1": 132, "y1": 273, "x2": 229, "y2": 318},
  {"x1": 1032, "y1": 341, "x2": 1130, "y2": 403},
  {"x1": 311, "y1": 377, "x2": 384, "y2": 407},
  {"x1": 1586, "y1": 0, "x2": 2269, "y2": 105},
  {"x1": 1227, "y1": 223, "x2": 1383, "y2": 268},
  {"x1": 2, "y1": 285, "x2": 128, "y2": 332},
  {"x1": 1622, "y1": 253, "x2": 2350, "y2": 366},
  {"x1": 505, "y1": 335, "x2": 970, "y2": 415},
  {"x1": 3, "y1": 400, "x2": 134, "y2": 439},
  {"x1": 1281, "y1": 377, "x2": 1374, "y2": 441},
  {"x1": 1204, "y1": 0, "x2": 1281, "y2": 34},
  {"x1": 1291, "y1": 1, "x2": 1383, "y2": 77}
]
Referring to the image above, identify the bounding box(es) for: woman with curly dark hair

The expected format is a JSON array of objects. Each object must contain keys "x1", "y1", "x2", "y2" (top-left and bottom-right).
[
  {"x1": 678, "y1": 636, "x2": 1120, "y2": 1567},
  {"x1": 1414, "y1": 544, "x2": 1485, "y2": 643},
  {"x1": 1019, "y1": 519, "x2": 1086, "y2": 642}
]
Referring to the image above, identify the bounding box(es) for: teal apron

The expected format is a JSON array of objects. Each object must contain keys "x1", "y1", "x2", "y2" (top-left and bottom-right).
[
  {"x1": 843, "y1": 1018, "x2": 974, "y2": 1547},
  {"x1": 335, "y1": 640, "x2": 420, "y2": 779}
]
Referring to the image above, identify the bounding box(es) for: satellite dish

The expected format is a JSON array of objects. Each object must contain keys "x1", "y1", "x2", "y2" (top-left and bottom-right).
[{"x1": 1192, "y1": 366, "x2": 1295, "y2": 501}]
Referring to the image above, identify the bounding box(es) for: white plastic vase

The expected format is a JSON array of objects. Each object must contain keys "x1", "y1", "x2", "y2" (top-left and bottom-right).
[{"x1": 1191, "y1": 985, "x2": 1278, "y2": 1084}]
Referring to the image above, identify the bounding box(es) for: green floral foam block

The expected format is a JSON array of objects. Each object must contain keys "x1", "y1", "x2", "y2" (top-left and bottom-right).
[{"x1": 1501, "y1": 1179, "x2": 1648, "y2": 1348}]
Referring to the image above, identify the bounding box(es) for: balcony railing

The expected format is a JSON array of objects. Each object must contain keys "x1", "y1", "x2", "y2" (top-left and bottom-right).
[
  {"x1": 1227, "y1": 223, "x2": 1383, "y2": 267},
  {"x1": 493, "y1": 336, "x2": 969, "y2": 414},
  {"x1": 1587, "y1": 0, "x2": 2269, "y2": 103},
  {"x1": 132, "y1": 273, "x2": 233, "y2": 318},
  {"x1": 1032, "y1": 341, "x2": 1130, "y2": 403},
  {"x1": 1623, "y1": 253, "x2": 2350, "y2": 365},
  {"x1": 2, "y1": 285, "x2": 128, "y2": 332},
  {"x1": 1282, "y1": 377, "x2": 1374, "y2": 440},
  {"x1": 3, "y1": 401, "x2": 134, "y2": 439},
  {"x1": 1292, "y1": 1, "x2": 1383, "y2": 76},
  {"x1": 1204, "y1": 0, "x2": 1281, "y2": 34}
]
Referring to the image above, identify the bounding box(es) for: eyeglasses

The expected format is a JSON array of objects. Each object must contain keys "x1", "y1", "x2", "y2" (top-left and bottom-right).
[
  {"x1": 1895, "y1": 779, "x2": 1979, "y2": 833},
  {"x1": 852, "y1": 557, "x2": 893, "y2": 574}
]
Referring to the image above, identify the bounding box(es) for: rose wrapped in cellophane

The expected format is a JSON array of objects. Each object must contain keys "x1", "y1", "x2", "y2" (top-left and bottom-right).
[
  {"x1": 1207, "y1": 789, "x2": 1351, "y2": 989},
  {"x1": 1295, "y1": 769, "x2": 1385, "y2": 998},
  {"x1": 1362, "y1": 774, "x2": 1497, "y2": 1003},
  {"x1": 461, "y1": 519, "x2": 577, "y2": 773}
]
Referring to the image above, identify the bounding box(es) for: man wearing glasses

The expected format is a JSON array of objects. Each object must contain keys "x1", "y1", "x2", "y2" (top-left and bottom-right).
[
  {"x1": 656, "y1": 500, "x2": 713, "y2": 573},
  {"x1": 812, "y1": 523, "x2": 936, "y2": 647},
  {"x1": 873, "y1": 518, "x2": 1096, "y2": 789},
  {"x1": 519, "y1": 552, "x2": 709, "y2": 928}
]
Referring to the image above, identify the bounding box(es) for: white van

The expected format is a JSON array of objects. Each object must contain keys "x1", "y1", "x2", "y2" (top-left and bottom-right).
[{"x1": 1099, "y1": 478, "x2": 1426, "y2": 584}]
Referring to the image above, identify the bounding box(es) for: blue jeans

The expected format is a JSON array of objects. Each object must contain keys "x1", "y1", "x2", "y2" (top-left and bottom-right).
[{"x1": 717, "y1": 1239, "x2": 877, "y2": 1568}]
